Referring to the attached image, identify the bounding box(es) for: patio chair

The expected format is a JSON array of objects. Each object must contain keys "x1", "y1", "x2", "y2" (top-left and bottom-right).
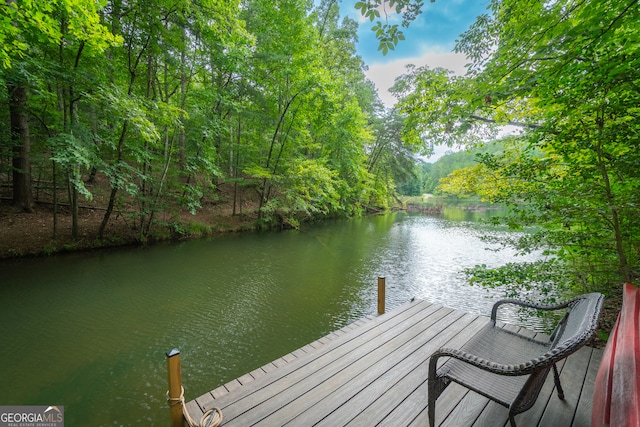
[{"x1": 428, "y1": 292, "x2": 604, "y2": 427}]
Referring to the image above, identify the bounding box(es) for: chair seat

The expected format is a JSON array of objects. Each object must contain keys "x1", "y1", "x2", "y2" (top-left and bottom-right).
[{"x1": 438, "y1": 325, "x2": 552, "y2": 407}]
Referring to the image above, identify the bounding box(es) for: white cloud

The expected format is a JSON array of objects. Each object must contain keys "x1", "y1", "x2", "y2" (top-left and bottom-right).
[
  {"x1": 423, "y1": 144, "x2": 458, "y2": 162},
  {"x1": 362, "y1": 48, "x2": 474, "y2": 162},
  {"x1": 364, "y1": 51, "x2": 468, "y2": 107}
]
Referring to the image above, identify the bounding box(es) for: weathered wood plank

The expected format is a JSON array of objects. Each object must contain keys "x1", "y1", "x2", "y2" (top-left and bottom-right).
[
  {"x1": 236, "y1": 372, "x2": 255, "y2": 386},
  {"x1": 184, "y1": 399, "x2": 202, "y2": 421},
  {"x1": 346, "y1": 359, "x2": 429, "y2": 427},
  {"x1": 539, "y1": 346, "x2": 593, "y2": 427},
  {"x1": 331, "y1": 316, "x2": 488, "y2": 427},
  {"x1": 183, "y1": 299, "x2": 603, "y2": 427},
  {"x1": 425, "y1": 383, "x2": 473, "y2": 427},
  {"x1": 471, "y1": 400, "x2": 510, "y2": 427},
  {"x1": 223, "y1": 304, "x2": 449, "y2": 425},
  {"x1": 288, "y1": 313, "x2": 487, "y2": 426},
  {"x1": 375, "y1": 317, "x2": 491, "y2": 427},
  {"x1": 192, "y1": 300, "x2": 436, "y2": 420},
  {"x1": 573, "y1": 348, "x2": 602, "y2": 427},
  {"x1": 510, "y1": 348, "x2": 577, "y2": 427},
  {"x1": 441, "y1": 391, "x2": 491, "y2": 427}
]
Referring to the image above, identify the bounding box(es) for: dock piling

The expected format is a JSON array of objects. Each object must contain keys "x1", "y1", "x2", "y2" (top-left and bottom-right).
[
  {"x1": 166, "y1": 349, "x2": 185, "y2": 427},
  {"x1": 378, "y1": 277, "x2": 385, "y2": 314}
]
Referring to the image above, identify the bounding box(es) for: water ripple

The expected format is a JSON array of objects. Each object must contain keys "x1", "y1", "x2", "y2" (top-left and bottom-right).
[{"x1": 0, "y1": 211, "x2": 544, "y2": 425}]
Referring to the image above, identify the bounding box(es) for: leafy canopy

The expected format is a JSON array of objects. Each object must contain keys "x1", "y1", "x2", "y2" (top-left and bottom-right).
[
  {"x1": 1, "y1": 0, "x2": 121, "y2": 68},
  {"x1": 354, "y1": 0, "x2": 434, "y2": 54},
  {"x1": 389, "y1": 0, "x2": 640, "y2": 295}
]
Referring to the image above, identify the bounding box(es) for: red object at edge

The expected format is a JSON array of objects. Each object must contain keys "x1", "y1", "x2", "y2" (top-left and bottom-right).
[{"x1": 592, "y1": 282, "x2": 640, "y2": 427}]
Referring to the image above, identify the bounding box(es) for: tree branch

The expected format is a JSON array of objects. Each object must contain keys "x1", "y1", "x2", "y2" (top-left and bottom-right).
[{"x1": 469, "y1": 114, "x2": 540, "y2": 129}]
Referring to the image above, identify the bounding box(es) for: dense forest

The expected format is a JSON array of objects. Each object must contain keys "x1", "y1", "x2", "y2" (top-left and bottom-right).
[
  {"x1": 396, "y1": 142, "x2": 503, "y2": 196},
  {"x1": 1, "y1": 0, "x2": 419, "y2": 241},
  {"x1": 2, "y1": 0, "x2": 640, "y2": 298}
]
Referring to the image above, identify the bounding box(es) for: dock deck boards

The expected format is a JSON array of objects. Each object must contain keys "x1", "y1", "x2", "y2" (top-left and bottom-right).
[{"x1": 186, "y1": 299, "x2": 602, "y2": 426}]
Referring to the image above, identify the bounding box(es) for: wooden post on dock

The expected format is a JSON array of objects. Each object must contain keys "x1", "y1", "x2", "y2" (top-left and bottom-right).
[
  {"x1": 166, "y1": 349, "x2": 185, "y2": 427},
  {"x1": 378, "y1": 277, "x2": 385, "y2": 315}
]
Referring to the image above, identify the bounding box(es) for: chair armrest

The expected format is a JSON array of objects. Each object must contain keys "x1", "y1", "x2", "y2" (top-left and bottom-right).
[
  {"x1": 490, "y1": 298, "x2": 572, "y2": 322},
  {"x1": 428, "y1": 347, "x2": 556, "y2": 378}
]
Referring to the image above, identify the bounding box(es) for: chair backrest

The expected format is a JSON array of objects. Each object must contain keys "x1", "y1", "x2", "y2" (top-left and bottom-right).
[{"x1": 550, "y1": 292, "x2": 604, "y2": 351}]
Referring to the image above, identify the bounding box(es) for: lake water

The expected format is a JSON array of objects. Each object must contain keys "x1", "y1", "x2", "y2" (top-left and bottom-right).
[{"x1": 0, "y1": 210, "x2": 542, "y2": 425}]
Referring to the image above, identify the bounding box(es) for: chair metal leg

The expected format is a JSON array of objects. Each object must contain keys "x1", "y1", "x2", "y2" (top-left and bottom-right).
[
  {"x1": 552, "y1": 364, "x2": 565, "y2": 400},
  {"x1": 428, "y1": 379, "x2": 437, "y2": 427},
  {"x1": 428, "y1": 401, "x2": 436, "y2": 427},
  {"x1": 428, "y1": 357, "x2": 440, "y2": 427}
]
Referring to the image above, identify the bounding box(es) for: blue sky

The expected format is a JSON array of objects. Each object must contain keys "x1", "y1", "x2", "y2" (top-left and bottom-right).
[{"x1": 339, "y1": 0, "x2": 491, "y2": 107}]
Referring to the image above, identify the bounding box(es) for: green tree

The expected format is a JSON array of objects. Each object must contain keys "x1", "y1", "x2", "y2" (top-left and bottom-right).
[
  {"x1": 394, "y1": 0, "x2": 640, "y2": 294},
  {"x1": 239, "y1": 0, "x2": 382, "y2": 226},
  {"x1": 94, "y1": 0, "x2": 249, "y2": 240},
  {"x1": 1, "y1": 0, "x2": 118, "y2": 213},
  {"x1": 354, "y1": 0, "x2": 430, "y2": 54},
  {"x1": 367, "y1": 109, "x2": 418, "y2": 201}
]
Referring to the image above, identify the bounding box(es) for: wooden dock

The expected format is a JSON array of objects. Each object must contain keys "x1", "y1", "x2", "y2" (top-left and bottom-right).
[{"x1": 184, "y1": 299, "x2": 602, "y2": 426}]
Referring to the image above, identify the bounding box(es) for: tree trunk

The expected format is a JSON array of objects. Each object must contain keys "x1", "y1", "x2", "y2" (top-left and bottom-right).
[
  {"x1": 98, "y1": 121, "x2": 128, "y2": 239},
  {"x1": 8, "y1": 83, "x2": 34, "y2": 212},
  {"x1": 179, "y1": 33, "x2": 187, "y2": 169},
  {"x1": 71, "y1": 174, "x2": 79, "y2": 240},
  {"x1": 258, "y1": 92, "x2": 300, "y2": 215},
  {"x1": 595, "y1": 111, "x2": 630, "y2": 282},
  {"x1": 72, "y1": 38, "x2": 85, "y2": 238},
  {"x1": 233, "y1": 115, "x2": 241, "y2": 216},
  {"x1": 52, "y1": 160, "x2": 58, "y2": 239}
]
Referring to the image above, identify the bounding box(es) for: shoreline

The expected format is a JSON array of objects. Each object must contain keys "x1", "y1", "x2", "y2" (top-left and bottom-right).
[{"x1": 0, "y1": 201, "x2": 261, "y2": 261}]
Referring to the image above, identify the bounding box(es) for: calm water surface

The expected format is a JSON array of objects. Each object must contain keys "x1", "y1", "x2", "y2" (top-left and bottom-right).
[{"x1": 0, "y1": 211, "x2": 541, "y2": 425}]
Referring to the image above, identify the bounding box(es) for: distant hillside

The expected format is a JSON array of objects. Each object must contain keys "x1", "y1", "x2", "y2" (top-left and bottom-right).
[{"x1": 397, "y1": 141, "x2": 505, "y2": 196}]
